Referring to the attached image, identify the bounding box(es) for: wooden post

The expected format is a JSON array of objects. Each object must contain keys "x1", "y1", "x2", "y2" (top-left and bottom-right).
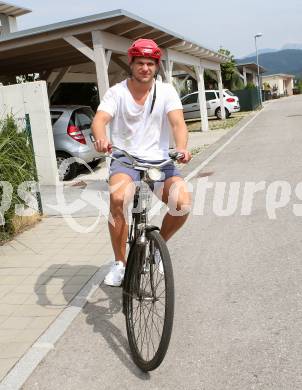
[
  {"x1": 163, "y1": 49, "x2": 174, "y2": 83},
  {"x1": 217, "y1": 69, "x2": 226, "y2": 120},
  {"x1": 48, "y1": 66, "x2": 70, "y2": 98},
  {"x1": 92, "y1": 30, "x2": 110, "y2": 101},
  {"x1": 194, "y1": 65, "x2": 208, "y2": 132}
]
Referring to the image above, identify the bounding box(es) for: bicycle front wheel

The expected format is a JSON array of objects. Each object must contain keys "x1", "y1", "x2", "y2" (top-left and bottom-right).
[{"x1": 124, "y1": 230, "x2": 174, "y2": 371}]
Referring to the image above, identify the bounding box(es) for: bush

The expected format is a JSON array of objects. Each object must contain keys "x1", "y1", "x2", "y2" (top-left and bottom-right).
[
  {"x1": 245, "y1": 82, "x2": 257, "y2": 90},
  {"x1": 0, "y1": 115, "x2": 36, "y2": 243}
]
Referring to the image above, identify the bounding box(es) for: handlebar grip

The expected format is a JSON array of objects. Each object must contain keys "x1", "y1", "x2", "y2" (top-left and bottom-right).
[{"x1": 168, "y1": 151, "x2": 184, "y2": 160}]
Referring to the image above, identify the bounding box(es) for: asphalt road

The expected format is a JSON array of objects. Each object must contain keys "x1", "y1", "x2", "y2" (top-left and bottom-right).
[{"x1": 23, "y1": 95, "x2": 302, "y2": 390}]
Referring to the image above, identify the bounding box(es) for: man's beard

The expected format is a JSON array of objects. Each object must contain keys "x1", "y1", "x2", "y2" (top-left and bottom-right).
[{"x1": 132, "y1": 73, "x2": 154, "y2": 84}]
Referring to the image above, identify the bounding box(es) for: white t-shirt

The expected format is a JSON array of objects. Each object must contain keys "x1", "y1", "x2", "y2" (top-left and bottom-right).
[{"x1": 97, "y1": 79, "x2": 183, "y2": 160}]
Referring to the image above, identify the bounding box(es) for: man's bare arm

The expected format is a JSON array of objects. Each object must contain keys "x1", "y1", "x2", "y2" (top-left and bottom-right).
[
  {"x1": 92, "y1": 111, "x2": 112, "y2": 153},
  {"x1": 167, "y1": 109, "x2": 191, "y2": 163}
]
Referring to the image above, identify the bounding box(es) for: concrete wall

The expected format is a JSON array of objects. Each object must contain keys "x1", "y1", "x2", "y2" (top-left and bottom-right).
[{"x1": 0, "y1": 81, "x2": 58, "y2": 185}]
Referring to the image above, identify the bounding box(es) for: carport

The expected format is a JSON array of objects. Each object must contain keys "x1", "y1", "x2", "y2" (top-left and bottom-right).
[
  {"x1": 0, "y1": 6, "x2": 227, "y2": 185},
  {"x1": 236, "y1": 62, "x2": 266, "y2": 87}
]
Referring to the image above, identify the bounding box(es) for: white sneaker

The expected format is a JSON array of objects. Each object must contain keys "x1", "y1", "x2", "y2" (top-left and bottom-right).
[
  {"x1": 104, "y1": 261, "x2": 125, "y2": 287},
  {"x1": 154, "y1": 249, "x2": 164, "y2": 275}
]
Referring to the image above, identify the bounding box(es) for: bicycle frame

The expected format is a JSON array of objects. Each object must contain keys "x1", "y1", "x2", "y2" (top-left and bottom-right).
[{"x1": 128, "y1": 169, "x2": 153, "y2": 247}]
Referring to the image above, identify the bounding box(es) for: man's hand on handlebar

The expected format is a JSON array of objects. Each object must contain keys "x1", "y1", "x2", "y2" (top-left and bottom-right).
[
  {"x1": 175, "y1": 148, "x2": 191, "y2": 164},
  {"x1": 94, "y1": 138, "x2": 112, "y2": 153}
]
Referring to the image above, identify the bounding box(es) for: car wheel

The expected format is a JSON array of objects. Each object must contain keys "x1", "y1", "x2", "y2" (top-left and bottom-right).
[
  {"x1": 56, "y1": 152, "x2": 78, "y2": 181},
  {"x1": 215, "y1": 107, "x2": 230, "y2": 119}
]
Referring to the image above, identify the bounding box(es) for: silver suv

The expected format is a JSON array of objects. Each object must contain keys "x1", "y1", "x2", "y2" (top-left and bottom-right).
[{"x1": 50, "y1": 105, "x2": 103, "y2": 180}]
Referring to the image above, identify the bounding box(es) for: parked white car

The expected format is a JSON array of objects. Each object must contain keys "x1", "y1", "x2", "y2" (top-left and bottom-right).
[{"x1": 181, "y1": 89, "x2": 240, "y2": 120}]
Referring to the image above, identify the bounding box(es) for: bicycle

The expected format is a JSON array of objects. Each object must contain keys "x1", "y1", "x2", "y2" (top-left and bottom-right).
[{"x1": 106, "y1": 146, "x2": 183, "y2": 372}]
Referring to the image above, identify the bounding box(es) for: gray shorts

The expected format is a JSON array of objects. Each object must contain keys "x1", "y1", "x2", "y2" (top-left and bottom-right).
[{"x1": 109, "y1": 154, "x2": 181, "y2": 183}]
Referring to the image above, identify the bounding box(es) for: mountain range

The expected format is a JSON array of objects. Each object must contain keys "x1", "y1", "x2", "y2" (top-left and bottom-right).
[
  {"x1": 237, "y1": 49, "x2": 302, "y2": 78},
  {"x1": 242, "y1": 43, "x2": 302, "y2": 58}
]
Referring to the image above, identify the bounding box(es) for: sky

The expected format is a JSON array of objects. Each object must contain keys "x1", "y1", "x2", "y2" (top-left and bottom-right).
[{"x1": 13, "y1": 0, "x2": 302, "y2": 58}]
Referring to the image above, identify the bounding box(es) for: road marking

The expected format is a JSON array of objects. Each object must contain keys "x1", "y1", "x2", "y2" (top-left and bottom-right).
[{"x1": 0, "y1": 109, "x2": 263, "y2": 390}]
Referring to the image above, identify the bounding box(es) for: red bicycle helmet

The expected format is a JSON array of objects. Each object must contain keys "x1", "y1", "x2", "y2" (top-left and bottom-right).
[{"x1": 128, "y1": 39, "x2": 162, "y2": 63}]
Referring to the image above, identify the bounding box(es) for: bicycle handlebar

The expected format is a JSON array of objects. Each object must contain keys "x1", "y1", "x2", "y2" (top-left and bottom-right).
[{"x1": 104, "y1": 146, "x2": 184, "y2": 170}]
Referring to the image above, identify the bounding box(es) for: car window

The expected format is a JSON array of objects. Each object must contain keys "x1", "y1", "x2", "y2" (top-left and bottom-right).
[
  {"x1": 182, "y1": 94, "x2": 198, "y2": 105},
  {"x1": 50, "y1": 111, "x2": 63, "y2": 126},
  {"x1": 75, "y1": 108, "x2": 94, "y2": 130},
  {"x1": 225, "y1": 89, "x2": 235, "y2": 96},
  {"x1": 205, "y1": 91, "x2": 217, "y2": 101}
]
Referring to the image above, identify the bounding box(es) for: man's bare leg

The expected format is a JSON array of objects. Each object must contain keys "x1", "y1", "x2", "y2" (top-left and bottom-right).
[
  {"x1": 108, "y1": 173, "x2": 135, "y2": 265},
  {"x1": 157, "y1": 176, "x2": 191, "y2": 241}
]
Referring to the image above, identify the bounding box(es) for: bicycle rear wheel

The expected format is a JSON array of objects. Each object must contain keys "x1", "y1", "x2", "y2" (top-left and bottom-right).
[{"x1": 123, "y1": 230, "x2": 174, "y2": 371}]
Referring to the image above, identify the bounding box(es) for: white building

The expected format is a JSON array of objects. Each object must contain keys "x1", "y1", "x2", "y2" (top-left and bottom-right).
[{"x1": 262, "y1": 74, "x2": 294, "y2": 96}]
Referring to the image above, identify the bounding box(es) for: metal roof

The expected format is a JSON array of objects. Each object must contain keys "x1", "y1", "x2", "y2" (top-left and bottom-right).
[
  {"x1": 0, "y1": 9, "x2": 226, "y2": 76},
  {"x1": 0, "y1": 1, "x2": 31, "y2": 17}
]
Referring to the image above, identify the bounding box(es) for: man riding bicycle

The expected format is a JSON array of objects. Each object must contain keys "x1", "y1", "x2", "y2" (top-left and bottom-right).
[{"x1": 92, "y1": 38, "x2": 191, "y2": 287}]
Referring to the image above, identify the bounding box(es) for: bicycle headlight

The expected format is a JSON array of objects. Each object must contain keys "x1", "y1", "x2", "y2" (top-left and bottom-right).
[{"x1": 147, "y1": 167, "x2": 163, "y2": 181}]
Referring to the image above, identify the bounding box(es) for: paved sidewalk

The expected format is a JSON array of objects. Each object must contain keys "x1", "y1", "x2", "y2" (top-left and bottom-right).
[
  {"x1": 187, "y1": 128, "x2": 230, "y2": 150},
  {"x1": 0, "y1": 120, "x2": 241, "y2": 382},
  {"x1": 0, "y1": 216, "x2": 113, "y2": 381}
]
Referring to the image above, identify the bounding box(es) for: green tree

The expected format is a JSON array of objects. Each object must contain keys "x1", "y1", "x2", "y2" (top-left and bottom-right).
[
  {"x1": 16, "y1": 74, "x2": 40, "y2": 83},
  {"x1": 218, "y1": 48, "x2": 244, "y2": 90}
]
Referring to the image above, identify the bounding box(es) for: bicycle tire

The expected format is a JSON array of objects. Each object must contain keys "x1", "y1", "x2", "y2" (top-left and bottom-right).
[{"x1": 123, "y1": 230, "x2": 174, "y2": 371}]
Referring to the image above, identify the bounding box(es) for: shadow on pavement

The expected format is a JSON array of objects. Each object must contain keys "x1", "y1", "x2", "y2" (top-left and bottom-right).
[{"x1": 34, "y1": 264, "x2": 150, "y2": 380}]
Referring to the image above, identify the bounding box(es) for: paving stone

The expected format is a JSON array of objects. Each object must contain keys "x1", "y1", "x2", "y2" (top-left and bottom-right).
[
  {"x1": 0, "y1": 293, "x2": 30, "y2": 305},
  {"x1": 0, "y1": 342, "x2": 32, "y2": 359},
  {"x1": 0, "y1": 316, "x2": 33, "y2": 330},
  {"x1": 12, "y1": 305, "x2": 62, "y2": 317},
  {"x1": 0, "y1": 304, "x2": 19, "y2": 317},
  {"x1": 0, "y1": 276, "x2": 28, "y2": 285},
  {"x1": 0, "y1": 358, "x2": 19, "y2": 381},
  {"x1": 13, "y1": 328, "x2": 45, "y2": 343},
  {"x1": 27, "y1": 317, "x2": 55, "y2": 330}
]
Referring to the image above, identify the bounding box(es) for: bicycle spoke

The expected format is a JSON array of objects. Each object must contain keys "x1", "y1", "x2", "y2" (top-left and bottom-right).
[
  {"x1": 155, "y1": 288, "x2": 166, "y2": 299},
  {"x1": 153, "y1": 303, "x2": 165, "y2": 324},
  {"x1": 149, "y1": 305, "x2": 157, "y2": 355},
  {"x1": 132, "y1": 302, "x2": 140, "y2": 328},
  {"x1": 150, "y1": 305, "x2": 162, "y2": 339},
  {"x1": 140, "y1": 300, "x2": 153, "y2": 357},
  {"x1": 135, "y1": 301, "x2": 144, "y2": 348},
  {"x1": 153, "y1": 272, "x2": 165, "y2": 292},
  {"x1": 148, "y1": 304, "x2": 155, "y2": 360}
]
